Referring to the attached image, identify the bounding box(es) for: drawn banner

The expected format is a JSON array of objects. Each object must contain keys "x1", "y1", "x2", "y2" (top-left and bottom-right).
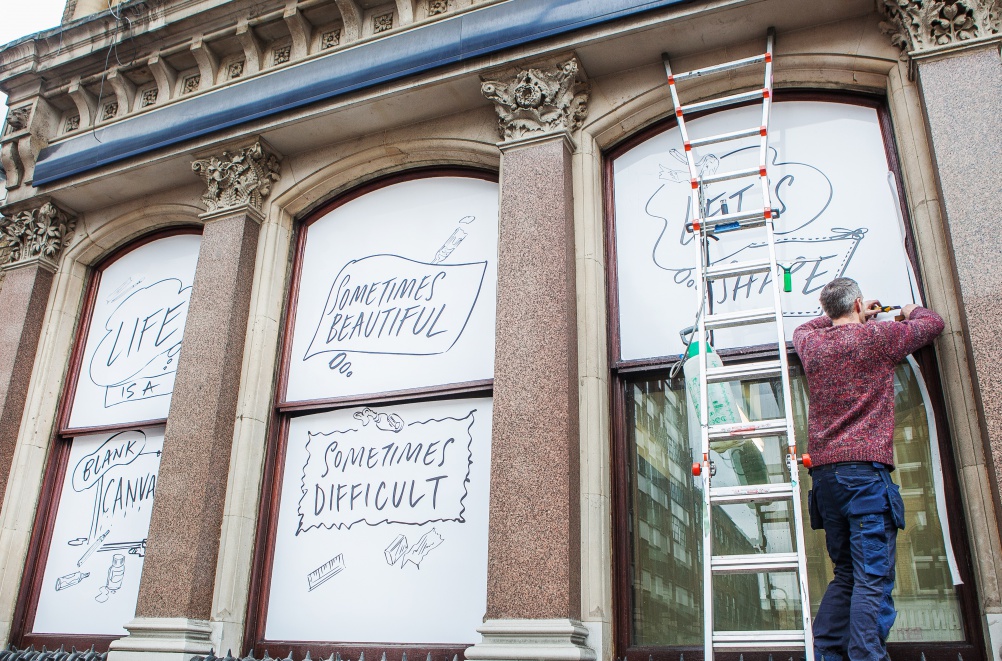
[
  {"x1": 297, "y1": 409, "x2": 475, "y2": 533},
  {"x1": 305, "y1": 255, "x2": 486, "y2": 359}
]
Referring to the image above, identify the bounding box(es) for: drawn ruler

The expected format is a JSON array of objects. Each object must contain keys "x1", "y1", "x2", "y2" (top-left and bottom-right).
[{"x1": 307, "y1": 554, "x2": 345, "y2": 592}]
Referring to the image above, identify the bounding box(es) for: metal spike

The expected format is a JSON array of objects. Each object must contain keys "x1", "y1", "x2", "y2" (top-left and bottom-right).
[
  {"x1": 283, "y1": 650, "x2": 294, "y2": 661},
  {"x1": 358, "y1": 652, "x2": 364, "y2": 661},
  {"x1": 303, "y1": 652, "x2": 312, "y2": 661},
  {"x1": 402, "y1": 653, "x2": 407, "y2": 661}
]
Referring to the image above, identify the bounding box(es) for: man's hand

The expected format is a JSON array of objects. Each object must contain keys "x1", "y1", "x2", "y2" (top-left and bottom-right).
[
  {"x1": 863, "y1": 299, "x2": 882, "y2": 320},
  {"x1": 902, "y1": 303, "x2": 920, "y2": 319}
]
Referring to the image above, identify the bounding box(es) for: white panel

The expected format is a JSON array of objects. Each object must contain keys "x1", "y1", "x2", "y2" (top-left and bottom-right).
[
  {"x1": 613, "y1": 102, "x2": 918, "y2": 361},
  {"x1": 285, "y1": 177, "x2": 499, "y2": 402},
  {"x1": 266, "y1": 398, "x2": 492, "y2": 644},
  {"x1": 33, "y1": 427, "x2": 164, "y2": 635},
  {"x1": 67, "y1": 234, "x2": 201, "y2": 428}
]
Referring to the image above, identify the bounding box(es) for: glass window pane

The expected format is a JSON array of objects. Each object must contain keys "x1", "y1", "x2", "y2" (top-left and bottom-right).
[{"x1": 627, "y1": 360, "x2": 964, "y2": 646}]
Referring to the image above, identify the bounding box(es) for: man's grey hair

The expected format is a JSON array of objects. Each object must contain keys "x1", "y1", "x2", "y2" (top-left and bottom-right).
[{"x1": 819, "y1": 277, "x2": 862, "y2": 319}]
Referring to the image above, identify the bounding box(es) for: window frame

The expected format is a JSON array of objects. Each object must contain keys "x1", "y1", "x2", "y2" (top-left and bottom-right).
[
  {"x1": 604, "y1": 92, "x2": 985, "y2": 661},
  {"x1": 11, "y1": 226, "x2": 202, "y2": 652},
  {"x1": 244, "y1": 166, "x2": 498, "y2": 659}
]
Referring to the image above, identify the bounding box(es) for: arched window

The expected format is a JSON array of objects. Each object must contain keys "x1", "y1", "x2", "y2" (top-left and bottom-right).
[
  {"x1": 14, "y1": 229, "x2": 201, "y2": 650},
  {"x1": 607, "y1": 97, "x2": 981, "y2": 659},
  {"x1": 247, "y1": 170, "x2": 499, "y2": 658}
]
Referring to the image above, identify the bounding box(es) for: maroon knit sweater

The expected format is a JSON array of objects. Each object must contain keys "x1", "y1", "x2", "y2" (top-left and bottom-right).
[{"x1": 792, "y1": 307, "x2": 944, "y2": 467}]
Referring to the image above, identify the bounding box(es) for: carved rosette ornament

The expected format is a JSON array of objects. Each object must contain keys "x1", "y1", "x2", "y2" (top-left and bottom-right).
[
  {"x1": 0, "y1": 202, "x2": 76, "y2": 270},
  {"x1": 481, "y1": 59, "x2": 590, "y2": 141},
  {"x1": 191, "y1": 141, "x2": 281, "y2": 216},
  {"x1": 880, "y1": 0, "x2": 1001, "y2": 56}
]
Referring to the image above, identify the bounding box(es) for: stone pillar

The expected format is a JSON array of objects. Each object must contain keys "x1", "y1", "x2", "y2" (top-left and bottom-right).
[
  {"x1": 109, "y1": 140, "x2": 280, "y2": 661},
  {"x1": 0, "y1": 201, "x2": 75, "y2": 511},
  {"x1": 880, "y1": 1, "x2": 1002, "y2": 654},
  {"x1": 466, "y1": 58, "x2": 596, "y2": 661}
]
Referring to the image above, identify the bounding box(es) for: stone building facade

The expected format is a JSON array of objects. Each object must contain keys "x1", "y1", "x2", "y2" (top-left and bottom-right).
[{"x1": 0, "y1": 1, "x2": 1001, "y2": 661}]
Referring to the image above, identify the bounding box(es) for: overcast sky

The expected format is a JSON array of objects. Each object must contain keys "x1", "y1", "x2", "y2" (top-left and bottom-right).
[{"x1": 2, "y1": 0, "x2": 68, "y2": 113}]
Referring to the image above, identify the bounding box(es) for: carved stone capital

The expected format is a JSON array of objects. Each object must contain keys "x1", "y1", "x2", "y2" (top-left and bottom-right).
[
  {"x1": 880, "y1": 0, "x2": 1001, "y2": 58},
  {"x1": 0, "y1": 200, "x2": 76, "y2": 272},
  {"x1": 481, "y1": 58, "x2": 590, "y2": 142},
  {"x1": 191, "y1": 140, "x2": 281, "y2": 217}
]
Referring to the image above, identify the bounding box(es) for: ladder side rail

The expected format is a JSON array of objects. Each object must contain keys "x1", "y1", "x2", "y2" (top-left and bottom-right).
[
  {"x1": 758, "y1": 29, "x2": 815, "y2": 650},
  {"x1": 663, "y1": 58, "x2": 701, "y2": 186},
  {"x1": 764, "y1": 213, "x2": 815, "y2": 661},
  {"x1": 695, "y1": 223, "x2": 714, "y2": 661}
]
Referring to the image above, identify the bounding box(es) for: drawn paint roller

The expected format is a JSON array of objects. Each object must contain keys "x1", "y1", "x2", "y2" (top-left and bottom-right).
[
  {"x1": 77, "y1": 529, "x2": 110, "y2": 567},
  {"x1": 306, "y1": 554, "x2": 346, "y2": 592}
]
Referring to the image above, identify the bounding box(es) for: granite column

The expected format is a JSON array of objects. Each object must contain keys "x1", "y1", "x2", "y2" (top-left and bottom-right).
[
  {"x1": 467, "y1": 58, "x2": 596, "y2": 661},
  {"x1": 881, "y1": 1, "x2": 1002, "y2": 652},
  {"x1": 108, "y1": 141, "x2": 280, "y2": 661},
  {"x1": 0, "y1": 201, "x2": 75, "y2": 513}
]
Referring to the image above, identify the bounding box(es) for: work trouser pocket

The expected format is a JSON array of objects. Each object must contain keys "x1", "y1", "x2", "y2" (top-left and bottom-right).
[
  {"x1": 807, "y1": 489, "x2": 823, "y2": 530},
  {"x1": 854, "y1": 513, "x2": 894, "y2": 577},
  {"x1": 879, "y1": 470, "x2": 906, "y2": 530}
]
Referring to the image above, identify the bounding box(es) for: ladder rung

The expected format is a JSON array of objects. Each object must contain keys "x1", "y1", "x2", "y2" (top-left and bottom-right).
[
  {"x1": 711, "y1": 552, "x2": 800, "y2": 574},
  {"x1": 681, "y1": 88, "x2": 767, "y2": 115},
  {"x1": 704, "y1": 307, "x2": 776, "y2": 330},
  {"x1": 668, "y1": 53, "x2": 770, "y2": 83},
  {"x1": 704, "y1": 258, "x2": 772, "y2": 281},
  {"x1": 699, "y1": 166, "x2": 762, "y2": 186},
  {"x1": 690, "y1": 126, "x2": 763, "y2": 149},
  {"x1": 694, "y1": 207, "x2": 772, "y2": 232},
  {"x1": 705, "y1": 359, "x2": 783, "y2": 384},
  {"x1": 713, "y1": 631, "x2": 806, "y2": 649},
  {"x1": 709, "y1": 482, "x2": 794, "y2": 504},
  {"x1": 708, "y1": 418, "x2": 788, "y2": 441}
]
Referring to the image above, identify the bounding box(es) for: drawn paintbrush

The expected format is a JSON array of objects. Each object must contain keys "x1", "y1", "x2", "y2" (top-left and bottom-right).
[{"x1": 77, "y1": 529, "x2": 110, "y2": 567}]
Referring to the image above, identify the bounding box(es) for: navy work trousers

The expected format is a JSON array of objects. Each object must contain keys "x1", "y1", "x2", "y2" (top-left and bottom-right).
[{"x1": 808, "y1": 462, "x2": 905, "y2": 661}]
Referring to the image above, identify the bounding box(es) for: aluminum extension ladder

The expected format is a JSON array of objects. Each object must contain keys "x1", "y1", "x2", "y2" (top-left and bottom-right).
[{"x1": 662, "y1": 29, "x2": 815, "y2": 660}]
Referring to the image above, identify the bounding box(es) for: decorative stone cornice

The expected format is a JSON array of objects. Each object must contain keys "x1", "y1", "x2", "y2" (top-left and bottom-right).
[
  {"x1": 880, "y1": 0, "x2": 1001, "y2": 58},
  {"x1": 191, "y1": 140, "x2": 281, "y2": 217},
  {"x1": 0, "y1": 200, "x2": 76, "y2": 271},
  {"x1": 481, "y1": 58, "x2": 590, "y2": 142}
]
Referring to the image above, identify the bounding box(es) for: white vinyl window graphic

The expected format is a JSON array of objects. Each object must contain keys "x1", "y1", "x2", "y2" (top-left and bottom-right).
[
  {"x1": 33, "y1": 427, "x2": 164, "y2": 635},
  {"x1": 286, "y1": 176, "x2": 499, "y2": 401},
  {"x1": 267, "y1": 398, "x2": 492, "y2": 643},
  {"x1": 67, "y1": 233, "x2": 201, "y2": 428},
  {"x1": 613, "y1": 101, "x2": 919, "y2": 360},
  {"x1": 267, "y1": 176, "x2": 498, "y2": 644}
]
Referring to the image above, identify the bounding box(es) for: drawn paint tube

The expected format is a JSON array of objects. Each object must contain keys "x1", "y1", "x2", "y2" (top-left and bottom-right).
[
  {"x1": 432, "y1": 228, "x2": 468, "y2": 264},
  {"x1": 55, "y1": 571, "x2": 90, "y2": 591}
]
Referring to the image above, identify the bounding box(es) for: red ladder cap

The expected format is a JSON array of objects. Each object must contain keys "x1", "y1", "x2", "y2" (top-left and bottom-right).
[
  {"x1": 764, "y1": 52, "x2": 773, "y2": 63},
  {"x1": 683, "y1": 141, "x2": 692, "y2": 152},
  {"x1": 676, "y1": 108, "x2": 684, "y2": 117},
  {"x1": 760, "y1": 126, "x2": 768, "y2": 136}
]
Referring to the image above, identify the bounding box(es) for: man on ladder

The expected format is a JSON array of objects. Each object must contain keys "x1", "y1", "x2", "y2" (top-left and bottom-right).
[{"x1": 793, "y1": 277, "x2": 944, "y2": 661}]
